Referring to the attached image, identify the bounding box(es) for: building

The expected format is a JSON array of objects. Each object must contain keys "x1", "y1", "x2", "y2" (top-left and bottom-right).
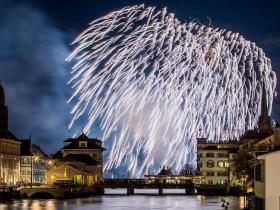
[
  {"x1": 239, "y1": 83, "x2": 278, "y2": 156},
  {"x1": 196, "y1": 138, "x2": 239, "y2": 185},
  {"x1": 145, "y1": 166, "x2": 193, "y2": 185},
  {"x1": 254, "y1": 150, "x2": 280, "y2": 210},
  {"x1": 238, "y1": 83, "x2": 280, "y2": 209},
  {"x1": 47, "y1": 133, "x2": 105, "y2": 186},
  {"x1": 19, "y1": 139, "x2": 49, "y2": 185},
  {"x1": 0, "y1": 83, "x2": 21, "y2": 185}
]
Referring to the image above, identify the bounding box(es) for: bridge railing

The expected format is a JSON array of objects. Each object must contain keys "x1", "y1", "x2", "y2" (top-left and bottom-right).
[{"x1": 102, "y1": 179, "x2": 146, "y2": 185}]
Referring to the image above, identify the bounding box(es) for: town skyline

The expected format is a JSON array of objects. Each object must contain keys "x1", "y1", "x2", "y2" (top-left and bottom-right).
[{"x1": 1, "y1": 0, "x2": 280, "y2": 154}]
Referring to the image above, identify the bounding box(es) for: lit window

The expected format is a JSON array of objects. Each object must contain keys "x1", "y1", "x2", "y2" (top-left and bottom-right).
[
  {"x1": 218, "y1": 160, "x2": 224, "y2": 168},
  {"x1": 224, "y1": 161, "x2": 230, "y2": 168}
]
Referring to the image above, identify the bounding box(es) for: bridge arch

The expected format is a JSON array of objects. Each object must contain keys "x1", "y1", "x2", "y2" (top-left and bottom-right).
[{"x1": 30, "y1": 192, "x2": 55, "y2": 199}]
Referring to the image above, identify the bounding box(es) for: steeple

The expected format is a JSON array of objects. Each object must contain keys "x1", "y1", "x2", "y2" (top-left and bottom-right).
[
  {"x1": 0, "y1": 82, "x2": 8, "y2": 131},
  {"x1": 258, "y1": 82, "x2": 270, "y2": 131}
]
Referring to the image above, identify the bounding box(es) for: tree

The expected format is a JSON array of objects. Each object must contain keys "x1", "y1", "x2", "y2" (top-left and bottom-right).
[
  {"x1": 232, "y1": 151, "x2": 254, "y2": 190},
  {"x1": 179, "y1": 164, "x2": 195, "y2": 176}
]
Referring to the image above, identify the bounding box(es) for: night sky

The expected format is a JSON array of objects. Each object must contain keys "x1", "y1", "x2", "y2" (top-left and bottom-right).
[{"x1": 0, "y1": 0, "x2": 280, "y2": 154}]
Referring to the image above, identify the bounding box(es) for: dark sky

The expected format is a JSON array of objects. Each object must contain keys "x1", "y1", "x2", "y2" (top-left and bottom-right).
[{"x1": 0, "y1": 0, "x2": 280, "y2": 153}]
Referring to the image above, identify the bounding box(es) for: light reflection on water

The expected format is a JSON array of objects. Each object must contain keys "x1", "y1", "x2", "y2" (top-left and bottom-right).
[{"x1": 0, "y1": 189, "x2": 245, "y2": 210}]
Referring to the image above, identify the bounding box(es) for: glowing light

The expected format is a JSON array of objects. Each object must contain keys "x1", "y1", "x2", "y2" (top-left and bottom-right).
[
  {"x1": 33, "y1": 155, "x2": 39, "y2": 162},
  {"x1": 67, "y1": 5, "x2": 276, "y2": 177}
]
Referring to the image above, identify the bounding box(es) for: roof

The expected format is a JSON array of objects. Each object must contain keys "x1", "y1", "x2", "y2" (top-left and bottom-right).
[
  {"x1": 61, "y1": 154, "x2": 101, "y2": 166},
  {"x1": 240, "y1": 129, "x2": 273, "y2": 141},
  {"x1": 0, "y1": 130, "x2": 19, "y2": 141},
  {"x1": 20, "y1": 139, "x2": 32, "y2": 156},
  {"x1": 64, "y1": 133, "x2": 102, "y2": 143},
  {"x1": 257, "y1": 149, "x2": 280, "y2": 159},
  {"x1": 52, "y1": 150, "x2": 63, "y2": 159},
  {"x1": 32, "y1": 144, "x2": 49, "y2": 158},
  {"x1": 158, "y1": 167, "x2": 171, "y2": 176},
  {"x1": 62, "y1": 133, "x2": 105, "y2": 150}
]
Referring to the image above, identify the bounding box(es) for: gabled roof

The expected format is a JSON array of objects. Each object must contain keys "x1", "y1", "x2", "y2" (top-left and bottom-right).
[
  {"x1": 62, "y1": 141, "x2": 105, "y2": 150},
  {"x1": 0, "y1": 130, "x2": 19, "y2": 141},
  {"x1": 32, "y1": 144, "x2": 49, "y2": 158},
  {"x1": 62, "y1": 133, "x2": 105, "y2": 150},
  {"x1": 64, "y1": 133, "x2": 91, "y2": 142},
  {"x1": 52, "y1": 150, "x2": 63, "y2": 159},
  {"x1": 240, "y1": 129, "x2": 273, "y2": 141},
  {"x1": 61, "y1": 154, "x2": 101, "y2": 166}
]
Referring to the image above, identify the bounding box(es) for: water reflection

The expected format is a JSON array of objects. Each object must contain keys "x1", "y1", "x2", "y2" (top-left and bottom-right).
[{"x1": 0, "y1": 189, "x2": 244, "y2": 210}]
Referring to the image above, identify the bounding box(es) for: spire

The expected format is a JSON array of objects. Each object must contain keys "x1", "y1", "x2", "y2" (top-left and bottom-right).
[
  {"x1": 258, "y1": 82, "x2": 270, "y2": 131},
  {"x1": 0, "y1": 82, "x2": 5, "y2": 106},
  {"x1": 0, "y1": 82, "x2": 8, "y2": 131}
]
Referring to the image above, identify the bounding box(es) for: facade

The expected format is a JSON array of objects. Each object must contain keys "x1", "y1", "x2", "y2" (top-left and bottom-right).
[
  {"x1": 254, "y1": 150, "x2": 280, "y2": 210},
  {"x1": 20, "y1": 139, "x2": 49, "y2": 185},
  {"x1": 47, "y1": 133, "x2": 105, "y2": 186},
  {"x1": 196, "y1": 138, "x2": 239, "y2": 185},
  {"x1": 0, "y1": 83, "x2": 21, "y2": 185}
]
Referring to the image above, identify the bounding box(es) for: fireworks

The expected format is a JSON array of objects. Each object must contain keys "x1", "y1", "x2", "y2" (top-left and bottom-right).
[{"x1": 67, "y1": 5, "x2": 276, "y2": 177}]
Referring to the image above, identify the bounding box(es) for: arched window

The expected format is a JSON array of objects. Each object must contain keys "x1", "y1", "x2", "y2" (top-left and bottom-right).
[
  {"x1": 206, "y1": 160, "x2": 214, "y2": 168},
  {"x1": 217, "y1": 160, "x2": 224, "y2": 168}
]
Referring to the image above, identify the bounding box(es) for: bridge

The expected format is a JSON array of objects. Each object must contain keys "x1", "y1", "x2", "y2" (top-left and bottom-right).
[
  {"x1": 19, "y1": 188, "x2": 66, "y2": 198},
  {"x1": 19, "y1": 187, "x2": 100, "y2": 198},
  {"x1": 18, "y1": 179, "x2": 227, "y2": 197},
  {"x1": 96, "y1": 179, "x2": 195, "y2": 195}
]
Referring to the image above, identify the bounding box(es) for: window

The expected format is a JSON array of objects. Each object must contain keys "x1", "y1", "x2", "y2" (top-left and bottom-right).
[
  {"x1": 217, "y1": 160, "x2": 224, "y2": 168},
  {"x1": 217, "y1": 153, "x2": 228, "y2": 158},
  {"x1": 207, "y1": 172, "x2": 215, "y2": 176},
  {"x1": 254, "y1": 197, "x2": 265, "y2": 210},
  {"x1": 79, "y1": 142, "x2": 87, "y2": 148},
  {"x1": 198, "y1": 153, "x2": 202, "y2": 158},
  {"x1": 206, "y1": 160, "x2": 215, "y2": 168},
  {"x1": 255, "y1": 162, "x2": 265, "y2": 181},
  {"x1": 21, "y1": 158, "x2": 31, "y2": 164},
  {"x1": 217, "y1": 172, "x2": 228, "y2": 176},
  {"x1": 206, "y1": 153, "x2": 215, "y2": 158},
  {"x1": 224, "y1": 161, "x2": 230, "y2": 168},
  {"x1": 92, "y1": 153, "x2": 97, "y2": 159}
]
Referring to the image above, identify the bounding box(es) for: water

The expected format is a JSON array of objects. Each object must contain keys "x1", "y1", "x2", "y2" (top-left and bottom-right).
[{"x1": 0, "y1": 189, "x2": 245, "y2": 210}]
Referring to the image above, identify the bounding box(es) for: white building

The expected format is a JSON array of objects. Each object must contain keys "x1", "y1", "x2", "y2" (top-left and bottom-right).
[
  {"x1": 196, "y1": 138, "x2": 239, "y2": 185},
  {"x1": 254, "y1": 150, "x2": 280, "y2": 210}
]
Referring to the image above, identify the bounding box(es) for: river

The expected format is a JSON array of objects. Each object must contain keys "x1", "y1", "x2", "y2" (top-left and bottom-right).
[{"x1": 0, "y1": 189, "x2": 246, "y2": 210}]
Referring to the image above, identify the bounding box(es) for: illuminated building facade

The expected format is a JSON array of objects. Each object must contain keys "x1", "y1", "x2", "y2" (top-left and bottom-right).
[
  {"x1": 0, "y1": 83, "x2": 21, "y2": 185},
  {"x1": 47, "y1": 133, "x2": 105, "y2": 186},
  {"x1": 20, "y1": 139, "x2": 49, "y2": 184},
  {"x1": 196, "y1": 138, "x2": 239, "y2": 185}
]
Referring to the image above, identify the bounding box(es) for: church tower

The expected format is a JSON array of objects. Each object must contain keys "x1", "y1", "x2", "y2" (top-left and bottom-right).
[
  {"x1": 0, "y1": 82, "x2": 8, "y2": 131},
  {"x1": 258, "y1": 82, "x2": 270, "y2": 131}
]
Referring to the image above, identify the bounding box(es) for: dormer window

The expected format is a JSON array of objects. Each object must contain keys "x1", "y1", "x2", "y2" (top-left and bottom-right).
[{"x1": 79, "y1": 141, "x2": 87, "y2": 148}]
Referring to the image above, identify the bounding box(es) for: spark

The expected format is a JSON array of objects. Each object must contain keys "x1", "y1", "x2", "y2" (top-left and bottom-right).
[{"x1": 67, "y1": 5, "x2": 277, "y2": 177}]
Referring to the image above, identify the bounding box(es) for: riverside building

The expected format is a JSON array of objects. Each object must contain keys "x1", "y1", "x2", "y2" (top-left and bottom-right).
[
  {"x1": 47, "y1": 133, "x2": 105, "y2": 186},
  {"x1": 19, "y1": 138, "x2": 49, "y2": 185},
  {"x1": 196, "y1": 138, "x2": 239, "y2": 186},
  {"x1": 0, "y1": 83, "x2": 21, "y2": 185}
]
